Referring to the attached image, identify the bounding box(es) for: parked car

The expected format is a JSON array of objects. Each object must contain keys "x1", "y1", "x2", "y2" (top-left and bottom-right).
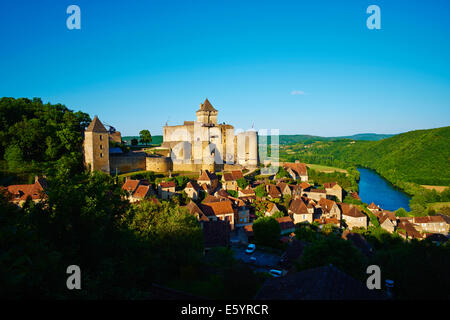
[
  {"x1": 250, "y1": 256, "x2": 257, "y2": 263},
  {"x1": 245, "y1": 244, "x2": 256, "y2": 254},
  {"x1": 269, "y1": 269, "x2": 283, "y2": 277}
]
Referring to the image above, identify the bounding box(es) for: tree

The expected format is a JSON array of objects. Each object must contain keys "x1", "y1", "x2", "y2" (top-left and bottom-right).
[
  {"x1": 236, "y1": 177, "x2": 248, "y2": 189},
  {"x1": 131, "y1": 138, "x2": 138, "y2": 146},
  {"x1": 298, "y1": 233, "x2": 367, "y2": 280},
  {"x1": 252, "y1": 217, "x2": 281, "y2": 247},
  {"x1": 254, "y1": 184, "x2": 267, "y2": 198},
  {"x1": 139, "y1": 130, "x2": 152, "y2": 145}
]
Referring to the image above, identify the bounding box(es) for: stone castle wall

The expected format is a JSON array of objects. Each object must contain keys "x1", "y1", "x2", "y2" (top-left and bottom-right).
[
  {"x1": 146, "y1": 156, "x2": 173, "y2": 173},
  {"x1": 110, "y1": 153, "x2": 146, "y2": 174}
]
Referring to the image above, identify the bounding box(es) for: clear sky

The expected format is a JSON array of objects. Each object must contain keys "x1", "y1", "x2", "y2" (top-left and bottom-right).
[{"x1": 0, "y1": 0, "x2": 449, "y2": 136}]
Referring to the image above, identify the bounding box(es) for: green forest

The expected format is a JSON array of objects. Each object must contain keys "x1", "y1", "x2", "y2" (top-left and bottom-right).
[{"x1": 280, "y1": 126, "x2": 450, "y2": 189}]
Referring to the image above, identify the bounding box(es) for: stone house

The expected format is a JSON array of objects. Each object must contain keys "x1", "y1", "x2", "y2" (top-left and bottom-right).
[
  {"x1": 4, "y1": 176, "x2": 47, "y2": 207},
  {"x1": 339, "y1": 203, "x2": 367, "y2": 230},
  {"x1": 367, "y1": 202, "x2": 382, "y2": 214},
  {"x1": 197, "y1": 170, "x2": 218, "y2": 191},
  {"x1": 283, "y1": 162, "x2": 308, "y2": 181},
  {"x1": 324, "y1": 182, "x2": 343, "y2": 202},
  {"x1": 234, "y1": 199, "x2": 251, "y2": 227},
  {"x1": 266, "y1": 184, "x2": 282, "y2": 199},
  {"x1": 412, "y1": 216, "x2": 449, "y2": 235},
  {"x1": 317, "y1": 198, "x2": 341, "y2": 220},
  {"x1": 158, "y1": 181, "x2": 176, "y2": 200},
  {"x1": 265, "y1": 202, "x2": 280, "y2": 217},
  {"x1": 379, "y1": 215, "x2": 396, "y2": 233},
  {"x1": 184, "y1": 181, "x2": 201, "y2": 200},
  {"x1": 238, "y1": 186, "x2": 256, "y2": 202},
  {"x1": 221, "y1": 172, "x2": 238, "y2": 191},
  {"x1": 185, "y1": 201, "x2": 210, "y2": 222},
  {"x1": 277, "y1": 182, "x2": 292, "y2": 198},
  {"x1": 199, "y1": 200, "x2": 235, "y2": 230},
  {"x1": 303, "y1": 188, "x2": 327, "y2": 202},
  {"x1": 397, "y1": 220, "x2": 425, "y2": 240},
  {"x1": 289, "y1": 198, "x2": 313, "y2": 224}
]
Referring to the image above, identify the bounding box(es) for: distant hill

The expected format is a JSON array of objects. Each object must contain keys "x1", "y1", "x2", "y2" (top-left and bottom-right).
[
  {"x1": 280, "y1": 126, "x2": 450, "y2": 187},
  {"x1": 259, "y1": 133, "x2": 395, "y2": 145},
  {"x1": 338, "y1": 133, "x2": 395, "y2": 141}
]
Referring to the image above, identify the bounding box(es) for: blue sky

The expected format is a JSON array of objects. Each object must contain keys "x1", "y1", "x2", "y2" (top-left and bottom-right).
[{"x1": 0, "y1": 0, "x2": 449, "y2": 136}]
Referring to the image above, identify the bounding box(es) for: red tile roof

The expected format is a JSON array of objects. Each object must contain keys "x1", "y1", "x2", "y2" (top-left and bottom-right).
[
  {"x1": 200, "y1": 200, "x2": 234, "y2": 217},
  {"x1": 133, "y1": 185, "x2": 151, "y2": 199},
  {"x1": 160, "y1": 181, "x2": 175, "y2": 189},
  {"x1": 7, "y1": 180, "x2": 46, "y2": 202},
  {"x1": 122, "y1": 179, "x2": 140, "y2": 193},
  {"x1": 231, "y1": 170, "x2": 244, "y2": 180},
  {"x1": 283, "y1": 162, "x2": 308, "y2": 176},
  {"x1": 289, "y1": 198, "x2": 309, "y2": 215}
]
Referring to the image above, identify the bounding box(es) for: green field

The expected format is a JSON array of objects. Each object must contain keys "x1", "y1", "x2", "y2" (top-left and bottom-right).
[
  {"x1": 427, "y1": 202, "x2": 450, "y2": 210},
  {"x1": 305, "y1": 163, "x2": 348, "y2": 174}
]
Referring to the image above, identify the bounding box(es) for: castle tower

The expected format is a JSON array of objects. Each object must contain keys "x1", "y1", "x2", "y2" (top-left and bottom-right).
[
  {"x1": 84, "y1": 116, "x2": 110, "y2": 173},
  {"x1": 196, "y1": 98, "x2": 218, "y2": 125},
  {"x1": 235, "y1": 130, "x2": 258, "y2": 168}
]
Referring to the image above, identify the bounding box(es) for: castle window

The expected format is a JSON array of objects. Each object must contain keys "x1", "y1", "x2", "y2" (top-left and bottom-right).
[
  {"x1": 99, "y1": 135, "x2": 103, "y2": 141},
  {"x1": 100, "y1": 153, "x2": 103, "y2": 158},
  {"x1": 100, "y1": 145, "x2": 103, "y2": 150}
]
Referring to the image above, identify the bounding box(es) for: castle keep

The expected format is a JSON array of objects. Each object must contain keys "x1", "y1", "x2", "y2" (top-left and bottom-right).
[{"x1": 83, "y1": 99, "x2": 259, "y2": 174}]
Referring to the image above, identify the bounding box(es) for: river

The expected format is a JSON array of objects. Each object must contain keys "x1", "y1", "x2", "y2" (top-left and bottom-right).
[{"x1": 357, "y1": 168, "x2": 411, "y2": 211}]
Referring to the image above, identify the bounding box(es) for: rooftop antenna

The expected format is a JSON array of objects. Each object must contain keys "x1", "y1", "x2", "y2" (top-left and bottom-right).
[{"x1": 165, "y1": 116, "x2": 170, "y2": 126}]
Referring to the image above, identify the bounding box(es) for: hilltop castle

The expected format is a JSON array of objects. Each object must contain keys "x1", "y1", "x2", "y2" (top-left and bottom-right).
[{"x1": 83, "y1": 99, "x2": 259, "y2": 174}]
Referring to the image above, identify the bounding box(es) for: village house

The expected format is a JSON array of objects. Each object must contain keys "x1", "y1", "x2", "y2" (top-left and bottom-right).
[
  {"x1": 412, "y1": 216, "x2": 449, "y2": 235},
  {"x1": 266, "y1": 184, "x2": 282, "y2": 199},
  {"x1": 221, "y1": 172, "x2": 238, "y2": 191},
  {"x1": 397, "y1": 219, "x2": 425, "y2": 240},
  {"x1": 339, "y1": 203, "x2": 367, "y2": 230},
  {"x1": 184, "y1": 181, "x2": 201, "y2": 200},
  {"x1": 185, "y1": 201, "x2": 210, "y2": 222},
  {"x1": 283, "y1": 162, "x2": 308, "y2": 182},
  {"x1": 233, "y1": 199, "x2": 251, "y2": 227},
  {"x1": 376, "y1": 211, "x2": 398, "y2": 233},
  {"x1": 214, "y1": 189, "x2": 231, "y2": 200},
  {"x1": 197, "y1": 170, "x2": 218, "y2": 191},
  {"x1": 276, "y1": 182, "x2": 292, "y2": 198},
  {"x1": 158, "y1": 181, "x2": 176, "y2": 200},
  {"x1": 199, "y1": 200, "x2": 235, "y2": 230},
  {"x1": 237, "y1": 186, "x2": 256, "y2": 202},
  {"x1": 121, "y1": 178, "x2": 155, "y2": 203},
  {"x1": 317, "y1": 198, "x2": 341, "y2": 220},
  {"x1": 276, "y1": 216, "x2": 295, "y2": 235},
  {"x1": 323, "y1": 182, "x2": 343, "y2": 202},
  {"x1": 303, "y1": 187, "x2": 327, "y2": 202},
  {"x1": 289, "y1": 198, "x2": 313, "y2": 224},
  {"x1": 130, "y1": 185, "x2": 154, "y2": 202},
  {"x1": 367, "y1": 202, "x2": 382, "y2": 214},
  {"x1": 265, "y1": 202, "x2": 280, "y2": 217},
  {"x1": 4, "y1": 176, "x2": 47, "y2": 207},
  {"x1": 122, "y1": 178, "x2": 140, "y2": 195}
]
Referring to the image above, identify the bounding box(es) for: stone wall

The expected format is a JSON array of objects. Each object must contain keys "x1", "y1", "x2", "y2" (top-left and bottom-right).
[
  {"x1": 110, "y1": 153, "x2": 146, "y2": 174},
  {"x1": 146, "y1": 156, "x2": 173, "y2": 173}
]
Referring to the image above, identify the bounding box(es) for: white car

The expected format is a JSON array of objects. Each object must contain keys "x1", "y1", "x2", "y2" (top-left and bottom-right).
[
  {"x1": 245, "y1": 244, "x2": 256, "y2": 254},
  {"x1": 269, "y1": 269, "x2": 283, "y2": 277}
]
